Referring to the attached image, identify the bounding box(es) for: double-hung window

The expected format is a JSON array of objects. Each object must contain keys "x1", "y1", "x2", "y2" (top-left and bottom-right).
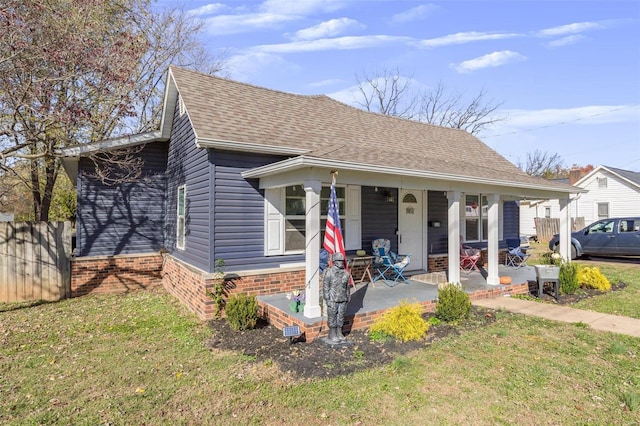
[
  {"x1": 463, "y1": 193, "x2": 503, "y2": 242},
  {"x1": 177, "y1": 185, "x2": 186, "y2": 249},
  {"x1": 464, "y1": 194, "x2": 488, "y2": 242},
  {"x1": 266, "y1": 184, "x2": 358, "y2": 256},
  {"x1": 283, "y1": 185, "x2": 346, "y2": 253},
  {"x1": 597, "y1": 202, "x2": 609, "y2": 220}
]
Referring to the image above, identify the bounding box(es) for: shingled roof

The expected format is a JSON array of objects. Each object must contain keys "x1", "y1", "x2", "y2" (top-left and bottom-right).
[{"x1": 167, "y1": 66, "x2": 572, "y2": 193}]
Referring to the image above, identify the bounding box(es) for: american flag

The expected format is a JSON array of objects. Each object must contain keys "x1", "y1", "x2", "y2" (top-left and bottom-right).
[{"x1": 323, "y1": 180, "x2": 346, "y2": 260}]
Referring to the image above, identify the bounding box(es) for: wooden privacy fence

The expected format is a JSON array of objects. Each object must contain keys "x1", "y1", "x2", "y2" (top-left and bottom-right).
[
  {"x1": 534, "y1": 217, "x2": 585, "y2": 242},
  {"x1": 0, "y1": 221, "x2": 72, "y2": 303}
]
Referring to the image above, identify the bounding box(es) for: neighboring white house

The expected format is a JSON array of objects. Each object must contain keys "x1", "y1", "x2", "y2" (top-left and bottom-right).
[{"x1": 520, "y1": 166, "x2": 640, "y2": 238}]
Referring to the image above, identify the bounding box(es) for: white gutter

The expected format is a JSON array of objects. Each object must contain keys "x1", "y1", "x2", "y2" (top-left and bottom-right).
[
  {"x1": 241, "y1": 156, "x2": 580, "y2": 194},
  {"x1": 196, "y1": 137, "x2": 309, "y2": 156}
]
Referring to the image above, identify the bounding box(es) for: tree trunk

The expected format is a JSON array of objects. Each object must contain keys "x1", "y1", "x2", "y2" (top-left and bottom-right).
[{"x1": 30, "y1": 158, "x2": 42, "y2": 221}]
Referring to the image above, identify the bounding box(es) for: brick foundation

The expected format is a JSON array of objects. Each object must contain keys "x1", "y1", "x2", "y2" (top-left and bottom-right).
[
  {"x1": 260, "y1": 281, "x2": 530, "y2": 342},
  {"x1": 162, "y1": 255, "x2": 306, "y2": 321},
  {"x1": 70, "y1": 253, "x2": 163, "y2": 297},
  {"x1": 70, "y1": 252, "x2": 531, "y2": 342}
]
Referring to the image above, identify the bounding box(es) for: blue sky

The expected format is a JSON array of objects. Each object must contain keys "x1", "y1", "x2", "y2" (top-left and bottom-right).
[{"x1": 166, "y1": 0, "x2": 640, "y2": 172}]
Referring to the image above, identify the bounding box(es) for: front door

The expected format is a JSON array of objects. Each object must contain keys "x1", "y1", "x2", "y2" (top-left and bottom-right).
[{"x1": 398, "y1": 190, "x2": 423, "y2": 270}]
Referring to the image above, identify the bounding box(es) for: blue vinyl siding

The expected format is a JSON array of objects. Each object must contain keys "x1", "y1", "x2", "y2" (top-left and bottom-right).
[
  {"x1": 361, "y1": 186, "x2": 398, "y2": 253},
  {"x1": 212, "y1": 150, "x2": 302, "y2": 272},
  {"x1": 427, "y1": 190, "x2": 449, "y2": 254},
  {"x1": 76, "y1": 142, "x2": 167, "y2": 257},
  {"x1": 503, "y1": 201, "x2": 519, "y2": 240},
  {"x1": 165, "y1": 103, "x2": 212, "y2": 272}
]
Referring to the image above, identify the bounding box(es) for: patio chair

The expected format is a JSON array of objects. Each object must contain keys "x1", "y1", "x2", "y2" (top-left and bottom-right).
[
  {"x1": 460, "y1": 237, "x2": 481, "y2": 273},
  {"x1": 505, "y1": 238, "x2": 530, "y2": 268},
  {"x1": 371, "y1": 238, "x2": 411, "y2": 287}
]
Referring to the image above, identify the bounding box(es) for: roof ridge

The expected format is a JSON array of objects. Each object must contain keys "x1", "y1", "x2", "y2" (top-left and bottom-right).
[
  {"x1": 169, "y1": 65, "x2": 328, "y2": 100},
  {"x1": 170, "y1": 65, "x2": 472, "y2": 136}
]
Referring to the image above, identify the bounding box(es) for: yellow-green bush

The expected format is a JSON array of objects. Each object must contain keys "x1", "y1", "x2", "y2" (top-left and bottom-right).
[
  {"x1": 369, "y1": 300, "x2": 429, "y2": 342},
  {"x1": 577, "y1": 266, "x2": 611, "y2": 291}
]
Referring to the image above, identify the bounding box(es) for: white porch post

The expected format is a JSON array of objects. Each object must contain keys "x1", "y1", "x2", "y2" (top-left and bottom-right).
[
  {"x1": 559, "y1": 196, "x2": 572, "y2": 262},
  {"x1": 303, "y1": 179, "x2": 322, "y2": 318},
  {"x1": 447, "y1": 191, "x2": 461, "y2": 284},
  {"x1": 486, "y1": 193, "x2": 500, "y2": 285}
]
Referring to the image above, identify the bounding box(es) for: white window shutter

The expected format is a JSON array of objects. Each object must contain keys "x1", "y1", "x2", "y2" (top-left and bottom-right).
[
  {"x1": 264, "y1": 188, "x2": 284, "y2": 255},
  {"x1": 345, "y1": 185, "x2": 361, "y2": 250}
]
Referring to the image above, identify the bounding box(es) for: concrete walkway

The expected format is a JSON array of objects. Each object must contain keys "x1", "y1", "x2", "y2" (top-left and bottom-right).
[{"x1": 473, "y1": 296, "x2": 640, "y2": 338}]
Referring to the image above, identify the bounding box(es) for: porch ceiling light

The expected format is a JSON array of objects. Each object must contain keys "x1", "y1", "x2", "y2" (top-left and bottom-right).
[{"x1": 385, "y1": 190, "x2": 395, "y2": 203}]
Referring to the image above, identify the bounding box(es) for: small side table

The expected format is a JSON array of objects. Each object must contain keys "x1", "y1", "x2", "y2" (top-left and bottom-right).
[
  {"x1": 347, "y1": 256, "x2": 375, "y2": 286},
  {"x1": 537, "y1": 278, "x2": 559, "y2": 299}
]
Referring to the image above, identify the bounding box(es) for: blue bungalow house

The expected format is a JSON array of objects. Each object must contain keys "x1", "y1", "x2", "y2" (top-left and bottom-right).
[{"x1": 60, "y1": 67, "x2": 576, "y2": 325}]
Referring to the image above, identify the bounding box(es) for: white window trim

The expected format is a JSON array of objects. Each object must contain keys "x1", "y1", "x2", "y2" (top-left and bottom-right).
[
  {"x1": 460, "y1": 193, "x2": 504, "y2": 242},
  {"x1": 597, "y1": 202, "x2": 609, "y2": 219},
  {"x1": 264, "y1": 184, "x2": 361, "y2": 256},
  {"x1": 177, "y1": 184, "x2": 186, "y2": 250}
]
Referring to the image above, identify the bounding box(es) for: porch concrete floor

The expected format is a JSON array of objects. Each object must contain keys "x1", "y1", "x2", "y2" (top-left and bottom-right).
[{"x1": 258, "y1": 265, "x2": 536, "y2": 325}]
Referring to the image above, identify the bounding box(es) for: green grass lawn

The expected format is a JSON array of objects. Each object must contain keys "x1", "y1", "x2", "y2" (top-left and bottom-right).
[{"x1": 1, "y1": 271, "x2": 639, "y2": 425}]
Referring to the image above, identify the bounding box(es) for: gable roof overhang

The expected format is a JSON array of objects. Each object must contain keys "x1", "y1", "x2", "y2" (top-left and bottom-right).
[
  {"x1": 574, "y1": 165, "x2": 640, "y2": 190},
  {"x1": 57, "y1": 130, "x2": 168, "y2": 184},
  {"x1": 242, "y1": 155, "x2": 579, "y2": 200}
]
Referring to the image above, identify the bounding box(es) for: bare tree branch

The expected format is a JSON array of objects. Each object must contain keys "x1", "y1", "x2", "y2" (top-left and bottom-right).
[
  {"x1": 518, "y1": 150, "x2": 567, "y2": 178},
  {"x1": 354, "y1": 68, "x2": 418, "y2": 119},
  {"x1": 354, "y1": 69, "x2": 505, "y2": 136},
  {"x1": 416, "y1": 81, "x2": 504, "y2": 135}
]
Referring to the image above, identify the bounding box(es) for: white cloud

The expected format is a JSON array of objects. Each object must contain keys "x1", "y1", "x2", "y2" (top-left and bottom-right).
[
  {"x1": 547, "y1": 34, "x2": 586, "y2": 48},
  {"x1": 538, "y1": 21, "x2": 603, "y2": 37},
  {"x1": 326, "y1": 84, "x2": 361, "y2": 106},
  {"x1": 499, "y1": 105, "x2": 640, "y2": 127},
  {"x1": 308, "y1": 78, "x2": 346, "y2": 88},
  {"x1": 226, "y1": 51, "x2": 301, "y2": 82},
  {"x1": 200, "y1": 12, "x2": 300, "y2": 35},
  {"x1": 451, "y1": 51, "x2": 526, "y2": 73},
  {"x1": 260, "y1": 0, "x2": 347, "y2": 15},
  {"x1": 391, "y1": 4, "x2": 438, "y2": 24},
  {"x1": 420, "y1": 31, "x2": 521, "y2": 48},
  {"x1": 253, "y1": 35, "x2": 413, "y2": 53},
  {"x1": 292, "y1": 18, "x2": 365, "y2": 41},
  {"x1": 187, "y1": 3, "x2": 227, "y2": 17}
]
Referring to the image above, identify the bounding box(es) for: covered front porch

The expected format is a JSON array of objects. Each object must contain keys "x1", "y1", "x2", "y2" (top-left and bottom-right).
[
  {"x1": 257, "y1": 265, "x2": 537, "y2": 342},
  {"x1": 244, "y1": 162, "x2": 576, "y2": 327}
]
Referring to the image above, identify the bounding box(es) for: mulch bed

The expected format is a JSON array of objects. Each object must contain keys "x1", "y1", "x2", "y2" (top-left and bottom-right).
[{"x1": 206, "y1": 282, "x2": 627, "y2": 380}]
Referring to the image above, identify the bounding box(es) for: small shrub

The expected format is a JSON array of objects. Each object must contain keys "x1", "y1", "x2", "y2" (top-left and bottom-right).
[
  {"x1": 369, "y1": 300, "x2": 429, "y2": 342},
  {"x1": 435, "y1": 283, "x2": 471, "y2": 323},
  {"x1": 225, "y1": 294, "x2": 259, "y2": 331},
  {"x1": 427, "y1": 316, "x2": 442, "y2": 326},
  {"x1": 207, "y1": 259, "x2": 226, "y2": 318},
  {"x1": 577, "y1": 266, "x2": 611, "y2": 291},
  {"x1": 559, "y1": 262, "x2": 580, "y2": 295},
  {"x1": 368, "y1": 329, "x2": 392, "y2": 343}
]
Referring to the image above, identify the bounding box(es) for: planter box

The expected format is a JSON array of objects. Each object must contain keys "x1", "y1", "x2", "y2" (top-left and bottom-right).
[{"x1": 535, "y1": 265, "x2": 560, "y2": 280}]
